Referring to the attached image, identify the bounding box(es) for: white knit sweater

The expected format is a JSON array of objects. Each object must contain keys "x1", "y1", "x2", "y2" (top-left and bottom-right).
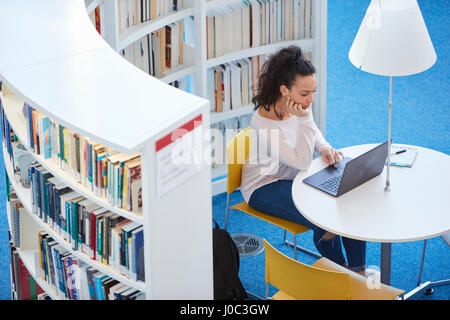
[{"x1": 240, "y1": 110, "x2": 330, "y2": 203}]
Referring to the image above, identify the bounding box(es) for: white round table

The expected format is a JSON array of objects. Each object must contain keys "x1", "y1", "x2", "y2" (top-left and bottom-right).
[{"x1": 292, "y1": 144, "x2": 450, "y2": 285}]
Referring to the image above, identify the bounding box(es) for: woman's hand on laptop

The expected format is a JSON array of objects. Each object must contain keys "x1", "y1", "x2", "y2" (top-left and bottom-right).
[{"x1": 321, "y1": 148, "x2": 344, "y2": 168}]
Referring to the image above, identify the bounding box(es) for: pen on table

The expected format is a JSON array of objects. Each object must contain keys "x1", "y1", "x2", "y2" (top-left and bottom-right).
[
  {"x1": 390, "y1": 162, "x2": 409, "y2": 167},
  {"x1": 390, "y1": 149, "x2": 406, "y2": 156}
]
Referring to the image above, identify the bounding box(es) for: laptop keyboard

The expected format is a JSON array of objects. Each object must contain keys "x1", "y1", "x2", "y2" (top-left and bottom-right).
[{"x1": 319, "y1": 175, "x2": 342, "y2": 193}]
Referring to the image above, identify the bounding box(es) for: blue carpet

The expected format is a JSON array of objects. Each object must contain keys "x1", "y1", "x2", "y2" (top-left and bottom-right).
[
  {"x1": 215, "y1": 0, "x2": 450, "y2": 301},
  {"x1": 0, "y1": 0, "x2": 448, "y2": 300}
]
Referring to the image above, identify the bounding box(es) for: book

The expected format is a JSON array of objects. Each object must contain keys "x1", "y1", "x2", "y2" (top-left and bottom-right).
[
  {"x1": 206, "y1": 13, "x2": 215, "y2": 59},
  {"x1": 59, "y1": 191, "x2": 80, "y2": 241},
  {"x1": 132, "y1": 226, "x2": 145, "y2": 281},
  {"x1": 42, "y1": 116, "x2": 52, "y2": 159},
  {"x1": 387, "y1": 144, "x2": 418, "y2": 168},
  {"x1": 89, "y1": 207, "x2": 110, "y2": 260},
  {"x1": 78, "y1": 199, "x2": 101, "y2": 254},
  {"x1": 125, "y1": 157, "x2": 142, "y2": 212},
  {"x1": 85, "y1": 267, "x2": 98, "y2": 299},
  {"x1": 230, "y1": 62, "x2": 242, "y2": 109},
  {"x1": 93, "y1": 272, "x2": 109, "y2": 300},
  {"x1": 108, "y1": 282, "x2": 127, "y2": 300},
  {"x1": 120, "y1": 221, "x2": 141, "y2": 276}
]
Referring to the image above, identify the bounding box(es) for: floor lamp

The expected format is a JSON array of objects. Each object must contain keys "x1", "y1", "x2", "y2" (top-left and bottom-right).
[{"x1": 348, "y1": 0, "x2": 436, "y2": 191}]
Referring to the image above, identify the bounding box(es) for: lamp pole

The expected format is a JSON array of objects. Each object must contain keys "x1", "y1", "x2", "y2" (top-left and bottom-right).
[{"x1": 385, "y1": 76, "x2": 393, "y2": 192}]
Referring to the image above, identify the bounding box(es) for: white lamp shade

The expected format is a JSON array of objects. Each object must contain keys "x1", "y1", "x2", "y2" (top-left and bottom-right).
[{"x1": 349, "y1": 0, "x2": 436, "y2": 76}]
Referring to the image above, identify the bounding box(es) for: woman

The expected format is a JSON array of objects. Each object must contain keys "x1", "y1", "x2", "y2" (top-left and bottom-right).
[{"x1": 241, "y1": 46, "x2": 366, "y2": 275}]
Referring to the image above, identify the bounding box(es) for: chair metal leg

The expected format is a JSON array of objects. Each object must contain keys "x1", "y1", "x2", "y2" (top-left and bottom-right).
[
  {"x1": 417, "y1": 239, "x2": 427, "y2": 286},
  {"x1": 399, "y1": 281, "x2": 432, "y2": 300},
  {"x1": 293, "y1": 235, "x2": 297, "y2": 260},
  {"x1": 412, "y1": 239, "x2": 450, "y2": 297},
  {"x1": 224, "y1": 193, "x2": 231, "y2": 231},
  {"x1": 283, "y1": 231, "x2": 321, "y2": 259}
]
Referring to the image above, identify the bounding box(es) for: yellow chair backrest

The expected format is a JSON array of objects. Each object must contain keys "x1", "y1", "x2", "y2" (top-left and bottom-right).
[
  {"x1": 263, "y1": 239, "x2": 352, "y2": 300},
  {"x1": 226, "y1": 127, "x2": 251, "y2": 194}
]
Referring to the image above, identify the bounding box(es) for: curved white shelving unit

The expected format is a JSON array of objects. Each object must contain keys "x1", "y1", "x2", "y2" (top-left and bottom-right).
[
  {"x1": 1, "y1": 47, "x2": 205, "y2": 155},
  {"x1": 118, "y1": 6, "x2": 195, "y2": 52},
  {"x1": 1, "y1": 0, "x2": 213, "y2": 300},
  {"x1": 161, "y1": 65, "x2": 195, "y2": 84},
  {"x1": 210, "y1": 105, "x2": 254, "y2": 125},
  {"x1": 2, "y1": 92, "x2": 144, "y2": 223},
  {"x1": 3, "y1": 147, "x2": 146, "y2": 293}
]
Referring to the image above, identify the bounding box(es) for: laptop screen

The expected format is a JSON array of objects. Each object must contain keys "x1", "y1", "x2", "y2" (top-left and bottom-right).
[{"x1": 338, "y1": 141, "x2": 389, "y2": 196}]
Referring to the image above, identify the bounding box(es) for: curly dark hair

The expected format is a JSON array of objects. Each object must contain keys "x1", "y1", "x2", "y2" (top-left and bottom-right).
[{"x1": 252, "y1": 46, "x2": 316, "y2": 119}]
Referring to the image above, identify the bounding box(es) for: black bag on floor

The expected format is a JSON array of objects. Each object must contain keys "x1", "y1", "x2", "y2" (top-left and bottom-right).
[{"x1": 212, "y1": 220, "x2": 248, "y2": 300}]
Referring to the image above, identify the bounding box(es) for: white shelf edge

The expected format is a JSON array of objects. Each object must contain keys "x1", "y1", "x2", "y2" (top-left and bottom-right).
[
  {"x1": 0, "y1": 76, "x2": 132, "y2": 155},
  {"x1": 210, "y1": 105, "x2": 254, "y2": 124},
  {"x1": 118, "y1": 7, "x2": 195, "y2": 52},
  {"x1": 1, "y1": 92, "x2": 144, "y2": 224},
  {"x1": 159, "y1": 43, "x2": 196, "y2": 83},
  {"x1": 206, "y1": 39, "x2": 315, "y2": 69},
  {"x1": 3, "y1": 148, "x2": 147, "y2": 293},
  {"x1": 160, "y1": 66, "x2": 195, "y2": 84}
]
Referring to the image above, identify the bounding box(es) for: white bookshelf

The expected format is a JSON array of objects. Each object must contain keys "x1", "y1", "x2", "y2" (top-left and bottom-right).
[
  {"x1": 97, "y1": 0, "x2": 328, "y2": 196},
  {"x1": 0, "y1": 0, "x2": 213, "y2": 300},
  {"x1": 118, "y1": 6, "x2": 195, "y2": 51},
  {"x1": 3, "y1": 146, "x2": 146, "y2": 295},
  {"x1": 2, "y1": 94, "x2": 145, "y2": 223}
]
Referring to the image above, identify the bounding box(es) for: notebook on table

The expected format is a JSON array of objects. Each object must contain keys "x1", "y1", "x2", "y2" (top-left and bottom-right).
[{"x1": 387, "y1": 144, "x2": 418, "y2": 168}]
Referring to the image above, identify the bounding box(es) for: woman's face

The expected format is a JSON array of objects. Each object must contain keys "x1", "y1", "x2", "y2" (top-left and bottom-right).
[{"x1": 284, "y1": 74, "x2": 317, "y2": 110}]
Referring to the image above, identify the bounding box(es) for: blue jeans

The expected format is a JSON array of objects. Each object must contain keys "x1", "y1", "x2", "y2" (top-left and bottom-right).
[{"x1": 248, "y1": 179, "x2": 366, "y2": 272}]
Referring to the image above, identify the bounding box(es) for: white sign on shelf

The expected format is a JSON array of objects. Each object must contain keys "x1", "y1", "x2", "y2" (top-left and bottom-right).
[{"x1": 155, "y1": 114, "x2": 203, "y2": 199}]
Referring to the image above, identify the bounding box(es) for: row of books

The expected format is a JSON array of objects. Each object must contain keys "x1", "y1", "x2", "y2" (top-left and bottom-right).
[
  {"x1": 118, "y1": 0, "x2": 192, "y2": 34},
  {"x1": 206, "y1": 0, "x2": 313, "y2": 59},
  {"x1": 37, "y1": 230, "x2": 144, "y2": 300},
  {"x1": 207, "y1": 54, "x2": 267, "y2": 112},
  {"x1": 120, "y1": 20, "x2": 184, "y2": 78},
  {"x1": 10, "y1": 246, "x2": 47, "y2": 300},
  {"x1": 27, "y1": 167, "x2": 145, "y2": 282},
  {"x1": 8, "y1": 193, "x2": 144, "y2": 300},
  {"x1": 20, "y1": 103, "x2": 142, "y2": 213}
]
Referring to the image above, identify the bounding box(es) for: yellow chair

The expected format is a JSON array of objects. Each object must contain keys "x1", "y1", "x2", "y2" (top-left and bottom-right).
[
  {"x1": 225, "y1": 127, "x2": 319, "y2": 260},
  {"x1": 263, "y1": 239, "x2": 405, "y2": 300}
]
